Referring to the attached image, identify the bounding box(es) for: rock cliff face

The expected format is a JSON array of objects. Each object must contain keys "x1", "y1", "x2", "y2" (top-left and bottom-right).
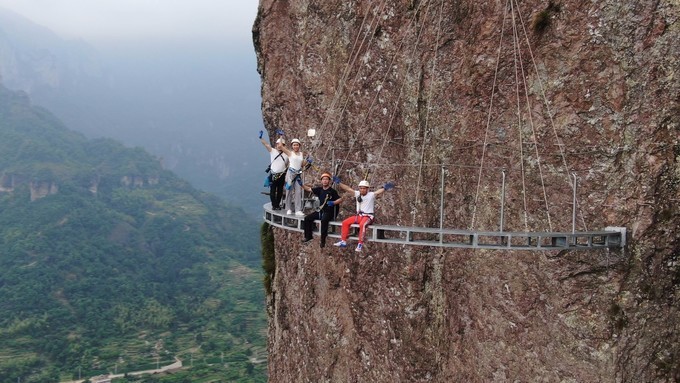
[
  {"x1": 0, "y1": 172, "x2": 157, "y2": 200},
  {"x1": 29, "y1": 180, "x2": 58, "y2": 201},
  {"x1": 254, "y1": 0, "x2": 679, "y2": 381}
]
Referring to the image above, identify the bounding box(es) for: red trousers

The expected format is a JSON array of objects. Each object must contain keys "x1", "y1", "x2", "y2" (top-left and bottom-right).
[{"x1": 340, "y1": 215, "x2": 373, "y2": 243}]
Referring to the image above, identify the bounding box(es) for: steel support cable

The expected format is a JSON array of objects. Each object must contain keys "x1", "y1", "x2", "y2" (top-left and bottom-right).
[
  {"x1": 371, "y1": 0, "x2": 436, "y2": 181},
  {"x1": 413, "y1": 0, "x2": 447, "y2": 224},
  {"x1": 341, "y1": 158, "x2": 483, "y2": 169},
  {"x1": 312, "y1": 4, "x2": 387, "y2": 168},
  {"x1": 510, "y1": 0, "x2": 530, "y2": 232},
  {"x1": 335, "y1": 0, "x2": 433, "y2": 177},
  {"x1": 470, "y1": 0, "x2": 510, "y2": 230},
  {"x1": 512, "y1": 0, "x2": 553, "y2": 231},
  {"x1": 514, "y1": 4, "x2": 586, "y2": 231},
  {"x1": 335, "y1": 0, "x2": 434, "y2": 179},
  {"x1": 313, "y1": 157, "x2": 601, "y2": 174},
  {"x1": 358, "y1": 4, "x2": 431, "y2": 188},
  {"x1": 333, "y1": 137, "x2": 575, "y2": 155},
  {"x1": 316, "y1": 0, "x2": 389, "y2": 156},
  {"x1": 317, "y1": 0, "x2": 383, "y2": 132},
  {"x1": 314, "y1": 4, "x2": 371, "y2": 136},
  {"x1": 341, "y1": 10, "x2": 424, "y2": 183},
  {"x1": 311, "y1": 0, "x2": 389, "y2": 159}
]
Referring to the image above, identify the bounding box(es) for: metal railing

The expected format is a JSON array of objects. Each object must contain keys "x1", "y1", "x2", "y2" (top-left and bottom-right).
[{"x1": 263, "y1": 204, "x2": 626, "y2": 250}]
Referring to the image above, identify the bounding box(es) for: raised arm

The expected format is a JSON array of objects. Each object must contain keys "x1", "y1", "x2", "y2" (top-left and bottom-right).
[
  {"x1": 332, "y1": 176, "x2": 354, "y2": 193},
  {"x1": 374, "y1": 182, "x2": 394, "y2": 197},
  {"x1": 260, "y1": 139, "x2": 273, "y2": 152},
  {"x1": 259, "y1": 130, "x2": 273, "y2": 152},
  {"x1": 337, "y1": 182, "x2": 354, "y2": 194},
  {"x1": 280, "y1": 144, "x2": 293, "y2": 157}
]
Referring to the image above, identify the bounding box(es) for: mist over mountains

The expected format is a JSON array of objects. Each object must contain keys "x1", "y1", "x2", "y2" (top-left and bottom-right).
[
  {"x1": 0, "y1": 83, "x2": 267, "y2": 382},
  {"x1": 0, "y1": 6, "x2": 271, "y2": 381},
  {"x1": 0, "y1": 6, "x2": 265, "y2": 217}
]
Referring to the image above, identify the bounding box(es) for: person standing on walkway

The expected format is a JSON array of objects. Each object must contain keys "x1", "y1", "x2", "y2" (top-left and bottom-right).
[
  {"x1": 260, "y1": 131, "x2": 288, "y2": 210},
  {"x1": 333, "y1": 178, "x2": 394, "y2": 252},
  {"x1": 302, "y1": 173, "x2": 343, "y2": 248},
  {"x1": 280, "y1": 138, "x2": 308, "y2": 216}
]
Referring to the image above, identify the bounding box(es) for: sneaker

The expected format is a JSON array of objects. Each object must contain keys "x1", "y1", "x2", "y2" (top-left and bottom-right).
[
  {"x1": 302, "y1": 238, "x2": 313, "y2": 244},
  {"x1": 295, "y1": 211, "x2": 305, "y2": 217},
  {"x1": 286, "y1": 210, "x2": 293, "y2": 215},
  {"x1": 333, "y1": 240, "x2": 347, "y2": 248},
  {"x1": 320, "y1": 238, "x2": 326, "y2": 248},
  {"x1": 355, "y1": 243, "x2": 363, "y2": 252}
]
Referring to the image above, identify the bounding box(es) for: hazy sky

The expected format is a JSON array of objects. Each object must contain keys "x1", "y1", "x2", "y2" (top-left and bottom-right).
[{"x1": 0, "y1": 0, "x2": 258, "y2": 44}]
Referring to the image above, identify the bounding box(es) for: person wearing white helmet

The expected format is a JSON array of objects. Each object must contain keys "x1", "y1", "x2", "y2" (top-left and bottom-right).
[
  {"x1": 260, "y1": 130, "x2": 288, "y2": 210},
  {"x1": 333, "y1": 177, "x2": 394, "y2": 252},
  {"x1": 280, "y1": 137, "x2": 309, "y2": 216}
]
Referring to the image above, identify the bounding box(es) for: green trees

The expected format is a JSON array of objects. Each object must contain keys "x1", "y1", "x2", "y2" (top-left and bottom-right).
[{"x1": 0, "y1": 85, "x2": 266, "y2": 382}]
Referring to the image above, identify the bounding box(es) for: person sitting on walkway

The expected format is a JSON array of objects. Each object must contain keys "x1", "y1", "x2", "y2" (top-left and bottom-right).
[
  {"x1": 259, "y1": 131, "x2": 288, "y2": 210},
  {"x1": 301, "y1": 173, "x2": 343, "y2": 248},
  {"x1": 333, "y1": 178, "x2": 394, "y2": 252}
]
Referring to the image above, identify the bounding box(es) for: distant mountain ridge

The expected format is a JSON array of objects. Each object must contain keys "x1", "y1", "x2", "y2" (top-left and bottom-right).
[
  {"x1": 0, "y1": 6, "x2": 105, "y2": 93},
  {"x1": 0, "y1": 85, "x2": 266, "y2": 382},
  {"x1": 0, "y1": 6, "x2": 266, "y2": 217}
]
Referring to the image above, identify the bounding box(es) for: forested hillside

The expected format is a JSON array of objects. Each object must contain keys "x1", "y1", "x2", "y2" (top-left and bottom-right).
[{"x1": 0, "y1": 86, "x2": 266, "y2": 382}]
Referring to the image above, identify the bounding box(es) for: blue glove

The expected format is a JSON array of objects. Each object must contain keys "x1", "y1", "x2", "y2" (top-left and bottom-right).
[
  {"x1": 383, "y1": 182, "x2": 395, "y2": 191},
  {"x1": 306, "y1": 156, "x2": 313, "y2": 164},
  {"x1": 276, "y1": 129, "x2": 285, "y2": 136},
  {"x1": 332, "y1": 176, "x2": 341, "y2": 184},
  {"x1": 327, "y1": 201, "x2": 335, "y2": 207},
  {"x1": 259, "y1": 130, "x2": 263, "y2": 139}
]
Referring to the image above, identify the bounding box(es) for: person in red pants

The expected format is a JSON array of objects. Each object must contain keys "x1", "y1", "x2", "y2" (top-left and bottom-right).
[{"x1": 333, "y1": 178, "x2": 394, "y2": 252}]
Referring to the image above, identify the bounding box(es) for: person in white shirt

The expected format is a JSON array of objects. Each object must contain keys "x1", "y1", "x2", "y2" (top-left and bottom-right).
[
  {"x1": 333, "y1": 178, "x2": 394, "y2": 252},
  {"x1": 280, "y1": 138, "x2": 308, "y2": 216},
  {"x1": 260, "y1": 131, "x2": 288, "y2": 210}
]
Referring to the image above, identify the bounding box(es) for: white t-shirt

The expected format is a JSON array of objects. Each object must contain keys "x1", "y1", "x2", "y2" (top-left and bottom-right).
[
  {"x1": 269, "y1": 150, "x2": 288, "y2": 173},
  {"x1": 354, "y1": 191, "x2": 376, "y2": 215},
  {"x1": 288, "y1": 151, "x2": 303, "y2": 171}
]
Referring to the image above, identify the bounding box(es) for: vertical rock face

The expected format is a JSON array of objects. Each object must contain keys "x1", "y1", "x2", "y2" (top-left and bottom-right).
[
  {"x1": 254, "y1": 0, "x2": 679, "y2": 381},
  {"x1": 29, "y1": 180, "x2": 58, "y2": 201}
]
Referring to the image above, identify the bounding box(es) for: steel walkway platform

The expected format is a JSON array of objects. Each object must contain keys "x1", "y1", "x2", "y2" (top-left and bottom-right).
[{"x1": 263, "y1": 204, "x2": 626, "y2": 251}]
